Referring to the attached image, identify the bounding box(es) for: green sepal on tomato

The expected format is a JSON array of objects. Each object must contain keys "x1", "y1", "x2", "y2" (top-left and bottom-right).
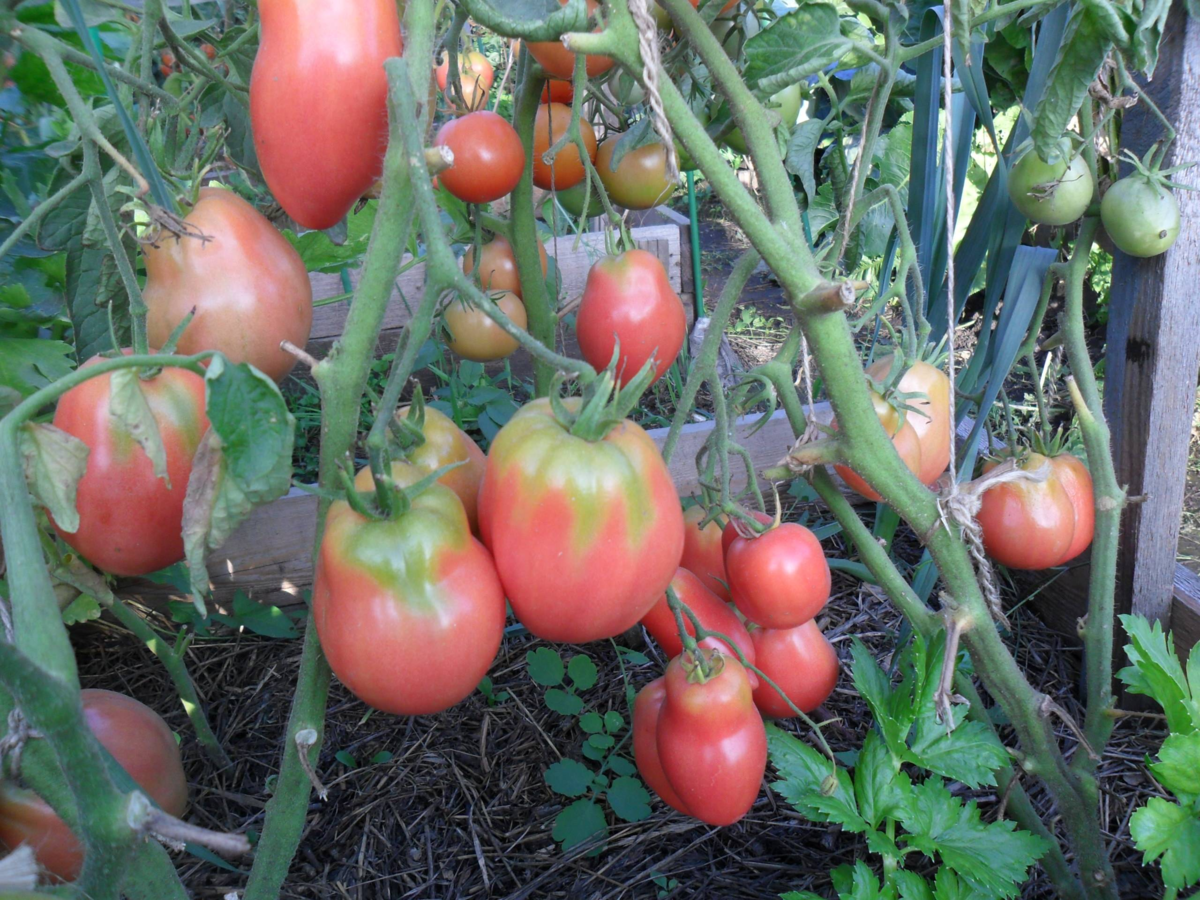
[
  {"x1": 681, "y1": 504, "x2": 729, "y2": 599},
  {"x1": 641, "y1": 568, "x2": 755, "y2": 668},
  {"x1": 749, "y1": 620, "x2": 838, "y2": 719},
  {"x1": 314, "y1": 466, "x2": 506, "y2": 715},
  {"x1": 51, "y1": 354, "x2": 209, "y2": 577},
  {"x1": 478, "y1": 397, "x2": 684, "y2": 643},
  {"x1": 726, "y1": 522, "x2": 831, "y2": 629}
]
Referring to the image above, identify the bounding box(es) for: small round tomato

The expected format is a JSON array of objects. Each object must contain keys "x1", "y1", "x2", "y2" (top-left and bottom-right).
[
  {"x1": 655, "y1": 650, "x2": 766, "y2": 825},
  {"x1": 641, "y1": 568, "x2": 755, "y2": 664},
  {"x1": 1008, "y1": 145, "x2": 1093, "y2": 226},
  {"x1": 1101, "y1": 175, "x2": 1181, "y2": 258},
  {"x1": 533, "y1": 102, "x2": 597, "y2": 191},
  {"x1": 444, "y1": 291, "x2": 526, "y2": 362},
  {"x1": 354, "y1": 405, "x2": 486, "y2": 534},
  {"x1": 144, "y1": 187, "x2": 313, "y2": 383},
  {"x1": 1049, "y1": 453, "x2": 1094, "y2": 564},
  {"x1": 527, "y1": 0, "x2": 614, "y2": 79},
  {"x1": 435, "y1": 111, "x2": 526, "y2": 204},
  {"x1": 977, "y1": 453, "x2": 1076, "y2": 570},
  {"x1": 314, "y1": 470, "x2": 506, "y2": 715},
  {"x1": 722, "y1": 509, "x2": 773, "y2": 555},
  {"x1": 865, "y1": 356, "x2": 950, "y2": 485},
  {"x1": 436, "y1": 50, "x2": 495, "y2": 111},
  {"x1": 541, "y1": 79, "x2": 574, "y2": 103},
  {"x1": 0, "y1": 689, "x2": 188, "y2": 881},
  {"x1": 834, "y1": 391, "x2": 923, "y2": 502},
  {"x1": 681, "y1": 505, "x2": 729, "y2": 599},
  {"x1": 576, "y1": 249, "x2": 686, "y2": 386},
  {"x1": 462, "y1": 235, "x2": 549, "y2": 298},
  {"x1": 726, "y1": 522, "x2": 831, "y2": 628},
  {"x1": 750, "y1": 620, "x2": 838, "y2": 718},
  {"x1": 51, "y1": 355, "x2": 209, "y2": 577},
  {"x1": 632, "y1": 677, "x2": 690, "y2": 815},
  {"x1": 595, "y1": 135, "x2": 676, "y2": 210},
  {"x1": 478, "y1": 398, "x2": 684, "y2": 643}
]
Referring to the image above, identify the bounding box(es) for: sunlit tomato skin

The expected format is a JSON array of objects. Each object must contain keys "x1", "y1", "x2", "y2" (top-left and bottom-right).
[
  {"x1": 478, "y1": 398, "x2": 684, "y2": 643},
  {"x1": 250, "y1": 0, "x2": 402, "y2": 230},
  {"x1": 462, "y1": 235, "x2": 549, "y2": 298},
  {"x1": 527, "y1": 0, "x2": 614, "y2": 79},
  {"x1": 633, "y1": 678, "x2": 690, "y2": 815},
  {"x1": 533, "y1": 102, "x2": 597, "y2": 191},
  {"x1": 750, "y1": 621, "x2": 838, "y2": 718},
  {"x1": 595, "y1": 135, "x2": 676, "y2": 210},
  {"x1": 314, "y1": 476, "x2": 506, "y2": 715},
  {"x1": 444, "y1": 291, "x2": 526, "y2": 362},
  {"x1": 576, "y1": 249, "x2": 686, "y2": 386},
  {"x1": 541, "y1": 79, "x2": 574, "y2": 103},
  {"x1": 435, "y1": 111, "x2": 526, "y2": 204},
  {"x1": 642, "y1": 568, "x2": 755, "y2": 664},
  {"x1": 1050, "y1": 453, "x2": 1094, "y2": 563},
  {"x1": 1101, "y1": 175, "x2": 1181, "y2": 258},
  {"x1": 51, "y1": 355, "x2": 208, "y2": 577},
  {"x1": 977, "y1": 453, "x2": 1076, "y2": 570},
  {"x1": 1008, "y1": 146, "x2": 1093, "y2": 226},
  {"x1": 834, "y1": 391, "x2": 924, "y2": 502},
  {"x1": 681, "y1": 505, "x2": 729, "y2": 599},
  {"x1": 0, "y1": 689, "x2": 188, "y2": 881},
  {"x1": 721, "y1": 509, "x2": 773, "y2": 555},
  {"x1": 436, "y1": 50, "x2": 494, "y2": 111},
  {"x1": 656, "y1": 651, "x2": 767, "y2": 825},
  {"x1": 726, "y1": 523, "x2": 831, "y2": 629},
  {"x1": 144, "y1": 188, "x2": 313, "y2": 382},
  {"x1": 865, "y1": 356, "x2": 950, "y2": 485}
]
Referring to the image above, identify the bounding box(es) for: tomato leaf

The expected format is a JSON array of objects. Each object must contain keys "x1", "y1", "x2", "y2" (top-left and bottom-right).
[
  {"x1": 1131, "y1": 796, "x2": 1200, "y2": 890},
  {"x1": 18, "y1": 422, "x2": 89, "y2": 533},
  {"x1": 567, "y1": 654, "x2": 598, "y2": 691},
  {"x1": 0, "y1": 337, "x2": 75, "y2": 403},
  {"x1": 551, "y1": 799, "x2": 607, "y2": 853},
  {"x1": 1030, "y1": 5, "x2": 1112, "y2": 164},
  {"x1": 544, "y1": 759, "x2": 594, "y2": 797},
  {"x1": 526, "y1": 646, "x2": 565, "y2": 686},
  {"x1": 606, "y1": 775, "x2": 651, "y2": 823},
  {"x1": 544, "y1": 688, "x2": 584, "y2": 716},
  {"x1": 608, "y1": 117, "x2": 654, "y2": 173},
  {"x1": 785, "y1": 118, "x2": 826, "y2": 207},
  {"x1": 109, "y1": 368, "x2": 169, "y2": 484},
  {"x1": 211, "y1": 590, "x2": 301, "y2": 640},
  {"x1": 742, "y1": 4, "x2": 851, "y2": 96},
  {"x1": 890, "y1": 870, "x2": 934, "y2": 900}
]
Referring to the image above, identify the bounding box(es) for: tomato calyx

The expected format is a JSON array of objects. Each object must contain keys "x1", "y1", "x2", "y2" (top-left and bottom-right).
[
  {"x1": 727, "y1": 506, "x2": 779, "y2": 540},
  {"x1": 343, "y1": 452, "x2": 465, "y2": 522},
  {"x1": 680, "y1": 646, "x2": 725, "y2": 684},
  {"x1": 548, "y1": 349, "x2": 659, "y2": 442},
  {"x1": 388, "y1": 386, "x2": 432, "y2": 456}
]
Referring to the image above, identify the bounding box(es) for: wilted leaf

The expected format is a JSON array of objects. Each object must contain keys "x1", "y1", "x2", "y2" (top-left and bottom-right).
[
  {"x1": 1030, "y1": 6, "x2": 1112, "y2": 163},
  {"x1": 19, "y1": 422, "x2": 89, "y2": 532},
  {"x1": 109, "y1": 368, "x2": 169, "y2": 483}
]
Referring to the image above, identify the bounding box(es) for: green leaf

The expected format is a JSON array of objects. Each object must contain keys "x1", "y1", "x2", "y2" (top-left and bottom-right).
[
  {"x1": 545, "y1": 688, "x2": 584, "y2": 716},
  {"x1": 766, "y1": 724, "x2": 865, "y2": 832},
  {"x1": 109, "y1": 368, "x2": 169, "y2": 483},
  {"x1": 854, "y1": 732, "x2": 910, "y2": 829},
  {"x1": 19, "y1": 422, "x2": 88, "y2": 533},
  {"x1": 587, "y1": 733, "x2": 615, "y2": 751},
  {"x1": 527, "y1": 647, "x2": 565, "y2": 686},
  {"x1": 1131, "y1": 797, "x2": 1200, "y2": 890},
  {"x1": 836, "y1": 860, "x2": 883, "y2": 899},
  {"x1": 370, "y1": 750, "x2": 394, "y2": 765},
  {"x1": 742, "y1": 5, "x2": 851, "y2": 95},
  {"x1": 552, "y1": 799, "x2": 607, "y2": 853},
  {"x1": 61, "y1": 593, "x2": 101, "y2": 625},
  {"x1": 1118, "y1": 614, "x2": 1192, "y2": 733},
  {"x1": 55, "y1": 0, "x2": 122, "y2": 26},
  {"x1": 284, "y1": 202, "x2": 377, "y2": 273},
  {"x1": 933, "y1": 867, "x2": 991, "y2": 900},
  {"x1": 606, "y1": 775, "x2": 652, "y2": 822},
  {"x1": 579, "y1": 711, "x2": 605, "y2": 734},
  {"x1": 785, "y1": 119, "x2": 825, "y2": 206},
  {"x1": 581, "y1": 741, "x2": 606, "y2": 761},
  {"x1": 0, "y1": 337, "x2": 74, "y2": 401},
  {"x1": 892, "y1": 870, "x2": 935, "y2": 900},
  {"x1": 335, "y1": 750, "x2": 357, "y2": 768},
  {"x1": 568, "y1": 654, "x2": 598, "y2": 691},
  {"x1": 211, "y1": 591, "x2": 301, "y2": 639},
  {"x1": 608, "y1": 117, "x2": 655, "y2": 172},
  {"x1": 1030, "y1": 5, "x2": 1112, "y2": 163},
  {"x1": 544, "y1": 759, "x2": 594, "y2": 797},
  {"x1": 608, "y1": 755, "x2": 636, "y2": 777},
  {"x1": 603, "y1": 710, "x2": 625, "y2": 733},
  {"x1": 849, "y1": 638, "x2": 908, "y2": 756},
  {"x1": 1131, "y1": 0, "x2": 1170, "y2": 74},
  {"x1": 1151, "y1": 731, "x2": 1200, "y2": 797}
]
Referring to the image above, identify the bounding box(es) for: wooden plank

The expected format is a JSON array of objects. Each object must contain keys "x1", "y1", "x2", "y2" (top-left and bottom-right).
[{"x1": 1103, "y1": 5, "x2": 1200, "y2": 628}]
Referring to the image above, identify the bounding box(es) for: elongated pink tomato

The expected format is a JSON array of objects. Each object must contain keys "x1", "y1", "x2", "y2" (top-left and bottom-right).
[
  {"x1": 576, "y1": 249, "x2": 686, "y2": 386},
  {"x1": 478, "y1": 398, "x2": 684, "y2": 643},
  {"x1": 681, "y1": 505, "x2": 729, "y2": 600},
  {"x1": 726, "y1": 523, "x2": 831, "y2": 628},
  {"x1": 144, "y1": 187, "x2": 313, "y2": 382},
  {"x1": 250, "y1": 0, "x2": 403, "y2": 230},
  {"x1": 641, "y1": 568, "x2": 755, "y2": 665},
  {"x1": 314, "y1": 468, "x2": 506, "y2": 715},
  {"x1": 632, "y1": 677, "x2": 690, "y2": 815}
]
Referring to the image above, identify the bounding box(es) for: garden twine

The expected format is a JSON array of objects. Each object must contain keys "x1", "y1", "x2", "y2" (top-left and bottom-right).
[{"x1": 628, "y1": 0, "x2": 680, "y2": 183}]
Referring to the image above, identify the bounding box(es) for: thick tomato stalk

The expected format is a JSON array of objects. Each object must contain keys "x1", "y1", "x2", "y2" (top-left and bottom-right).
[
  {"x1": 726, "y1": 522, "x2": 831, "y2": 629},
  {"x1": 462, "y1": 235, "x2": 549, "y2": 299},
  {"x1": 681, "y1": 505, "x2": 729, "y2": 599},
  {"x1": 144, "y1": 187, "x2": 313, "y2": 382},
  {"x1": 314, "y1": 471, "x2": 506, "y2": 715},
  {"x1": 478, "y1": 398, "x2": 684, "y2": 643},
  {"x1": 250, "y1": 0, "x2": 403, "y2": 230},
  {"x1": 648, "y1": 650, "x2": 767, "y2": 825},
  {"x1": 435, "y1": 111, "x2": 527, "y2": 205},
  {"x1": 641, "y1": 568, "x2": 755, "y2": 665},
  {"x1": 0, "y1": 689, "x2": 188, "y2": 881},
  {"x1": 576, "y1": 249, "x2": 687, "y2": 387},
  {"x1": 834, "y1": 390, "x2": 923, "y2": 501},
  {"x1": 749, "y1": 620, "x2": 838, "y2": 718},
  {"x1": 865, "y1": 356, "x2": 950, "y2": 485},
  {"x1": 51, "y1": 355, "x2": 209, "y2": 576}
]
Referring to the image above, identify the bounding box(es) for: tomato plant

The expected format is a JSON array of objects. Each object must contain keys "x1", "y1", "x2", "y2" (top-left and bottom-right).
[
  {"x1": 726, "y1": 522, "x2": 831, "y2": 629},
  {"x1": 436, "y1": 49, "x2": 495, "y2": 111},
  {"x1": 749, "y1": 620, "x2": 838, "y2": 718},
  {"x1": 641, "y1": 567, "x2": 755, "y2": 663},
  {"x1": 532, "y1": 102, "x2": 597, "y2": 191},
  {"x1": 834, "y1": 391, "x2": 923, "y2": 501},
  {"x1": 1008, "y1": 145, "x2": 1094, "y2": 226},
  {"x1": 977, "y1": 452, "x2": 1078, "y2": 570},
  {"x1": 681, "y1": 505, "x2": 729, "y2": 600},
  {"x1": 462, "y1": 235, "x2": 549, "y2": 298},
  {"x1": 595, "y1": 136, "x2": 676, "y2": 210},
  {"x1": 1050, "y1": 452, "x2": 1095, "y2": 564},
  {"x1": 250, "y1": 0, "x2": 403, "y2": 230},
  {"x1": 435, "y1": 111, "x2": 526, "y2": 204},
  {"x1": 541, "y1": 79, "x2": 574, "y2": 103},
  {"x1": 721, "y1": 510, "x2": 773, "y2": 555},
  {"x1": 1101, "y1": 175, "x2": 1181, "y2": 258}
]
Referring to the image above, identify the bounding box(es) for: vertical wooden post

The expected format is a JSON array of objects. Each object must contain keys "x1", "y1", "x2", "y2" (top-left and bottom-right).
[{"x1": 1103, "y1": 3, "x2": 1200, "y2": 629}]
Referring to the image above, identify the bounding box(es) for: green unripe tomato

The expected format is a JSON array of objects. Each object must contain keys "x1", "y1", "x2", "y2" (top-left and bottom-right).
[
  {"x1": 720, "y1": 82, "x2": 802, "y2": 154},
  {"x1": 1100, "y1": 175, "x2": 1181, "y2": 258},
  {"x1": 1007, "y1": 146, "x2": 1094, "y2": 226},
  {"x1": 554, "y1": 181, "x2": 593, "y2": 218}
]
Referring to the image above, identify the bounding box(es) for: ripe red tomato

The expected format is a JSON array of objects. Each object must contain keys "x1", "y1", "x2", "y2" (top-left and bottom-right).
[
  {"x1": 532, "y1": 102, "x2": 597, "y2": 191},
  {"x1": 576, "y1": 249, "x2": 686, "y2": 386},
  {"x1": 641, "y1": 568, "x2": 755, "y2": 664},
  {"x1": 250, "y1": 0, "x2": 402, "y2": 230},
  {"x1": 435, "y1": 111, "x2": 526, "y2": 204},
  {"x1": 632, "y1": 677, "x2": 690, "y2": 815},
  {"x1": 435, "y1": 50, "x2": 495, "y2": 111},
  {"x1": 354, "y1": 406, "x2": 486, "y2": 535},
  {"x1": 1050, "y1": 453, "x2": 1094, "y2": 563},
  {"x1": 527, "y1": 0, "x2": 614, "y2": 79},
  {"x1": 0, "y1": 689, "x2": 187, "y2": 881},
  {"x1": 834, "y1": 391, "x2": 923, "y2": 501},
  {"x1": 595, "y1": 136, "x2": 676, "y2": 210},
  {"x1": 314, "y1": 469, "x2": 506, "y2": 715},
  {"x1": 462, "y1": 235, "x2": 549, "y2": 298},
  {"x1": 977, "y1": 452, "x2": 1077, "y2": 570},
  {"x1": 144, "y1": 187, "x2": 313, "y2": 383},
  {"x1": 541, "y1": 79, "x2": 574, "y2": 103},
  {"x1": 51, "y1": 355, "x2": 209, "y2": 577},
  {"x1": 478, "y1": 398, "x2": 684, "y2": 642},
  {"x1": 200, "y1": 43, "x2": 217, "y2": 60},
  {"x1": 721, "y1": 509, "x2": 773, "y2": 555},
  {"x1": 865, "y1": 356, "x2": 950, "y2": 485},
  {"x1": 444, "y1": 291, "x2": 526, "y2": 362},
  {"x1": 654, "y1": 650, "x2": 766, "y2": 825},
  {"x1": 681, "y1": 505, "x2": 729, "y2": 599},
  {"x1": 750, "y1": 621, "x2": 838, "y2": 718},
  {"x1": 726, "y1": 522, "x2": 831, "y2": 628}
]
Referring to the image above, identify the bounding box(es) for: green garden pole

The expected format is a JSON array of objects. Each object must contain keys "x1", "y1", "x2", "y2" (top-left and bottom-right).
[{"x1": 687, "y1": 169, "x2": 704, "y2": 319}]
